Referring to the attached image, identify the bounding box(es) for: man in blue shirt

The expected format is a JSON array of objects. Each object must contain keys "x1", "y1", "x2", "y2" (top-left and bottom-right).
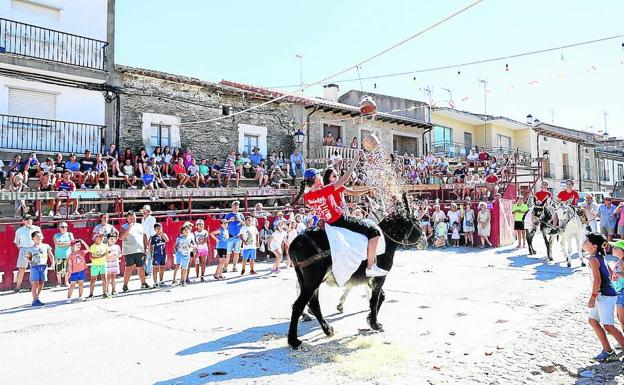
[
  {"x1": 598, "y1": 197, "x2": 617, "y2": 242},
  {"x1": 290, "y1": 148, "x2": 305, "y2": 178},
  {"x1": 249, "y1": 147, "x2": 263, "y2": 167},
  {"x1": 224, "y1": 201, "x2": 245, "y2": 272}
]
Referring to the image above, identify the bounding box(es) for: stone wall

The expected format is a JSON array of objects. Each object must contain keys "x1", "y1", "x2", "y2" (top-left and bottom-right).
[{"x1": 118, "y1": 72, "x2": 296, "y2": 160}]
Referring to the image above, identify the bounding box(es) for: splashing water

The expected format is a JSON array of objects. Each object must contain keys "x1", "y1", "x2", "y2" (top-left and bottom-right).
[{"x1": 359, "y1": 147, "x2": 405, "y2": 215}]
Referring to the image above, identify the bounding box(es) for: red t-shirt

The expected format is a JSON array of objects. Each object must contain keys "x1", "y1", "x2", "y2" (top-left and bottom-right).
[
  {"x1": 535, "y1": 190, "x2": 552, "y2": 203},
  {"x1": 485, "y1": 174, "x2": 498, "y2": 183},
  {"x1": 173, "y1": 163, "x2": 186, "y2": 176},
  {"x1": 557, "y1": 190, "x2": 579, "y2": 205},
  {"x1": 478, "y1": 152, "x2": 490, "y2": 161},
  {"x1": 304, "y1": 184, "x2": 346, "y2": 224}
]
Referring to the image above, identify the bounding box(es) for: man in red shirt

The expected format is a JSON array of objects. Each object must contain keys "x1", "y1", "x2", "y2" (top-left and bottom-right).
[
  {"x1": 556, "y1": 179, "x2": 580, "y2": 205},
  {"x1": 534, "y1": 181, "x2": 552, "y2": 204},
  {"x1": 552, "y1": 179, "x2": 579, "y2": 230}
]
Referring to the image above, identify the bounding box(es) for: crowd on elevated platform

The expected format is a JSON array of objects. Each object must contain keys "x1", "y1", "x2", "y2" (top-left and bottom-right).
[{"x1": 0, "y1": 144, "x2": 308, "y2": 217}]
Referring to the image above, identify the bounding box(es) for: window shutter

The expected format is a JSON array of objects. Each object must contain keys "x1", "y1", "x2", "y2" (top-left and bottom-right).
[
  {"x1": 11, "y1": 0, "x2": 60, "y2": 27},
  {"x1": 8, "y1": 88, "x2": 57, "y2": 119}
]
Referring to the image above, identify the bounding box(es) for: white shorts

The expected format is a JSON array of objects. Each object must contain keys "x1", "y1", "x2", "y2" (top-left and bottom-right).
[
  {"x1": 589, "y1": 295, "x2": 617, "y2": 325},
  {"x1": 17, "y1": 248, "x2": 29, "y2": 269}
]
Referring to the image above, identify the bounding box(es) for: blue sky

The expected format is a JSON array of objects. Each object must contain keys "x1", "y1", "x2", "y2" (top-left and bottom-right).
[{"x1": 116, "y1": 0, "x2": 624, "y2": 136}]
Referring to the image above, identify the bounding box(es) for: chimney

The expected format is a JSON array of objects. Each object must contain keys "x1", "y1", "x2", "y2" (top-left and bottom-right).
[{"x1": 323, "y1": 84, "x2": 339, "y2": 102}]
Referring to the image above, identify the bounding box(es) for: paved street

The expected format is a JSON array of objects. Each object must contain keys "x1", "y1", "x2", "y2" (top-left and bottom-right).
[{"x1": 1, "y1": 238, "x2": 622, "y2": 385}]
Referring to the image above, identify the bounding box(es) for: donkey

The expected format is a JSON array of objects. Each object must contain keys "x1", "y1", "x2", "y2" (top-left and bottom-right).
[
  {"x1": 525, "y1": 204, "x2": 557, "y2": 260},
  {"x1": 287, "y1": 198, "x2": 423, "y2": 349},
  {"x1": 554, "y1": 203, "x2": 587, "y2": 267}
]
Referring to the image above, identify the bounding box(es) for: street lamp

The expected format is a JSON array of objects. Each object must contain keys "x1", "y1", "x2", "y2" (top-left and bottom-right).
[
  {"x1": 603, "y1": 131, "x2": 610, "y2": 140},
  {"x1": 526, "y1": 114, "x2": 533, "y2": 125},
  {"x1": 542, "y1": 150, "x2": 549, "y2": 160},
  {"x1": 533, "y1": 118, "x2": 541, "y2": 126},
  {"x1": 293, "y1": 128, "x2": 305, "y2": 148}
]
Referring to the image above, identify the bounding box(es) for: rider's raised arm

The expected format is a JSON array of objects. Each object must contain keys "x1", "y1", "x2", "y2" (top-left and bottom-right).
[{"x1": 335, "y1": 151, "x2": 362, "y2": 188}]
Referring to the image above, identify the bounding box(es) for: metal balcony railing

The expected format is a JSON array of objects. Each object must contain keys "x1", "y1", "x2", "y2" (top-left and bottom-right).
[
  {"x1": 431, "y1": 141, "x2": 533, "y2": 166},
  {"x1": 0, "y1": 114, "x2": 104, "y2": 153},
  {"x1": 543, "y1": 163, "x2": 555, "y2": 178},
  {"x1": 0, "y1": 18, "x2": 108, "y2": 70}
]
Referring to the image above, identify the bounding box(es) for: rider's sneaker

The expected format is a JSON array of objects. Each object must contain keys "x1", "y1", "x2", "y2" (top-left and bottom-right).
[
  {"x1": 595, "y1": 350, "x2": 617, "y2": 362},
  {"x1": 365, "y1": 264, "x2": 389, "y2": 277}
]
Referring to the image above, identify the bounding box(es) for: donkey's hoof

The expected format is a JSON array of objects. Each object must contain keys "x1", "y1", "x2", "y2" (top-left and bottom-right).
[
  {"x1": 371, "y1": 322, "x2": 384, "y2": 332},
  {"x1": 581, "y1": 261, "x2": 586, "y2": 267},
  {"x1": 301, "y1": 312, "x2": 313, "y2": 322},
  {"x1": 567, "y1": 262, "x2": 571, "y2": 268},
  {"x1": 288, "y1": 337, "x2": 303, "y2": 349},
  {"x1": 323, "y1": 325, "x2": 335, "y2": 336},
  {"x1": 336, "y1": 305, "x2": 344, "y2": 314}
]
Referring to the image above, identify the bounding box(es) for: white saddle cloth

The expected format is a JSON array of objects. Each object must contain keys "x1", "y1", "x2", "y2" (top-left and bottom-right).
[{"x1": 325, "y1": 219, "x2": 385, "y2": 287}]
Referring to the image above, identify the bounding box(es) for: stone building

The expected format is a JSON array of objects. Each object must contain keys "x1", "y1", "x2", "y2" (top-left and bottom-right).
[{"x1": 115, "y1": 66, "x2": 297, "y2": 160}]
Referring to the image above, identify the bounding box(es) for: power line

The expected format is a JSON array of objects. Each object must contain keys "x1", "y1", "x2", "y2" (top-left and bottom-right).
[
  {"x1": 267, "y1": 34, "x2": 624, "y2": 89},
  {"x1": 179, "y1": 0, "x2": 485, "y2": 126}
]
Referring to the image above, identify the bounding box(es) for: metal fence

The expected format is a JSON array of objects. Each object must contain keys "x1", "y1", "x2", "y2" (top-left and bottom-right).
[
  {"x1": 0, "y1": 18, "x2": 108, "y2": 70},
  {"x1": 0, "y1": 114, "x2": 104, "y2": 153}
]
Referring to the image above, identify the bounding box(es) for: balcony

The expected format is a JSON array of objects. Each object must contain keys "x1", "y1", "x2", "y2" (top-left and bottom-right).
[
  {"x1": 310, "y1": 145, "x2": 359, "y2": 166},
  {"x1": 562, "y1": 165, "x2": 575, "y2": 180},
  {"x1": 432, "y1": 141, "x2": 533, "y2": 166},
  {"x1": 0, "y1": 18, "x2": 108, "y2": 71},
  {"x1": 543, "y1": 163, "x2": 555, "y2": 178},
  {"x1": 0, "y1": 114, "x2": 104, "y2": 153}
]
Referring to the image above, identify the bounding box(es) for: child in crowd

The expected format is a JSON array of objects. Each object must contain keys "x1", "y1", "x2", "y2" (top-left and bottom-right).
[
  {"x1": 269, "y1": 220, "x2": 288, "y2": 273},
  {"x1": 150, "y1": 223, "x2": 169, "y2": 287},
  {"x1": 187, "y1": 158, "x2": 201, "y2": 188},
  {"x1": 211, "y1": 219, "x2": 229, "y2": 280},
  {"x1": 610, "y1": 240, "x2": 624, "y2": 336},
  {"x1": 256, "y1": 160, "x2": 269, "y2": 187},
  {"x1": 194, "y1": 219, "x2": 209, "y2": 281},
  {"x1": 285, "y1": 221, "x2": 298, "y2": 267},
  {"x1": 67, "y1": 239, "x2": 89, "y2": 303},
  {"x1": 198, "y1": 159, "x2": 211, "y2": 187},
  {"x1": 88, "y1": 231, "x2": 109, "y2": 298},
  {"x1": 451, "y1": 223, "x2": 460, "y2": 247},
  {"x1": 25, "y1": 231, "x2": 53, "y2": 306},
  {"x1": 173, "y1": 222, "x2": 196, "y2": 286},
  {"x1": 239, "y1": 216, "x2": 259, "y2": 275},
  {"x1": 122, "y1": 158, "x2": 138, "y2": 189},
  {"x1": 584, "y1": 233, "x2": 624, "y2": 362},
  {"x1": 173, "y1": 158, "x2": 191, "y2": 188},
  {"x1": 106, "y1": 234, "x2": 121, "y2": 295},
  {"x1": 142, "y1": 165, "x2": 156, "y2": 190}
]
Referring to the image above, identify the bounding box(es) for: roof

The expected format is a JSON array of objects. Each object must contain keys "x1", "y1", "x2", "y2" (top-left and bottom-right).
[
  {"x1": 433, "y1": 107, "x2": 529, "y2": 130},
  {"x1": 220, "y1": 80, "x2": 431, "y2": 129},
  {"x1": 533, "y1": 122, "x2": 600, "y2": 146}
]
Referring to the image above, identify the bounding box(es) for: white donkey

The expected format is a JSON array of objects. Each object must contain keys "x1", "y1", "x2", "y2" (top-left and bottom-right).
[{"x1": 554, "y1": 202, "x2": 587, "y2": 267}]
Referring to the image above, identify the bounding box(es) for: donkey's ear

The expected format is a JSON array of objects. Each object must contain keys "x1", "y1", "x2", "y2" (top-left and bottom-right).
[{"x1": 402, "y1": 192, "x2": 411, "y2": 216}]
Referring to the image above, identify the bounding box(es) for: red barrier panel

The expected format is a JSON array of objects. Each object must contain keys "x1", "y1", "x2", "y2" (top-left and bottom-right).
[{"x1": 0, "y1": 213, "x2": 275, "y2": 291}]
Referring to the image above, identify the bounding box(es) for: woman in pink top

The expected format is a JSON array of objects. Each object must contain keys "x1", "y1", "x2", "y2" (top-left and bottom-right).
[{"x1": 616, "y1": 202, "x2": 624, "y2": 239}]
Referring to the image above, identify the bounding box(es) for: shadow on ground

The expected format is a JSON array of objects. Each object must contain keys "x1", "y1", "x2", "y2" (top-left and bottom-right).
[
  {"x1": 155, "y1": 312, "x2": 367, "y2": 385},
  {"x1": 506, "y1": 255, "x2": 583, "y2": 281}
]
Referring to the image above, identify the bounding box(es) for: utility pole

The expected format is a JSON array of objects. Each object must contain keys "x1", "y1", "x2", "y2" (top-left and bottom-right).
[
  {"x1": 550, "y1": 108, "x2": 555, "y2": 123},
  {"x1": 603, "y1": 110, "x2": 608, "y2": 134},
  {"x1": 295, "y1": 54, "x2": 303, "y2": 91},
  {"x1": 478, "y1": 79, "x2": 487, "y2": 146}
]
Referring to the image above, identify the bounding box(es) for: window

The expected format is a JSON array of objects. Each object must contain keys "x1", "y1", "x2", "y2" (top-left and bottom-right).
[
  {"x1": 149, "y1": 124, "x2": 171, "y2": 148},
  {"x1": 323, "y1": 124, "x2": 342, "y2": 144},
  {"x1": 619, "y1": 164, "x2": 624, "y2": 181},
  {"x1": 599, "y1": 159, "x2": 610, "y2": 181},
  {"x1": 11, "y1": 0, "x2": 60, "y2": 29},
  {"x1": 8, "y1": 87, "x2": 56, "y2": 119},
  {"x1": 222, "y1": 106, "x2": 231, "y2": 116},
  {"x1": 237, "y1": 124, "x2": 267, "y2": 158},
  {"x1": 243, "y1": 134, "x2": 259, "y2": 155},
  {"x1": 433, "y1": 126, "x2": 452, "y2": 154},
  {"x1": 583, "y1": 158, "x2": 591, "y2": 181},
  {"x1": 497, "y1": 134, "x2": 511, "y2": 150}
]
